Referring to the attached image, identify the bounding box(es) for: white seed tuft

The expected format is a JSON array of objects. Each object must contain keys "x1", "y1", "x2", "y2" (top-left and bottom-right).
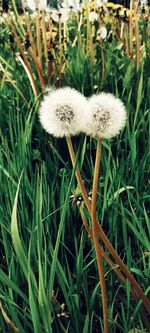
[
  {"x1": 39, "y1": 87, "x2": 88, "y2": 138},
  {"x1": 83, "y1": 93, "x2": 127, "y2": 139}
]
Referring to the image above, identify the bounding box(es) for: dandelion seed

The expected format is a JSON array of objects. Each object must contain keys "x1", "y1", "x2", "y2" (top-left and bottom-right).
[
  {"x1": 84, "y1": 93, "x2": 127, "y2": 139},
  {"x1": 39, "y1": 87, "x2": 87, "y2": 137}
]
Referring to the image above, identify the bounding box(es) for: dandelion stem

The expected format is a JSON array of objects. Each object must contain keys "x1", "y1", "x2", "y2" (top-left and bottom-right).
[
  {"x1": 91, "y1": 138, "x2": 109, "y2": 333},
  {"x1": 66, "y1": 137, "x2": 91, "y2": 212},
  {"x1": 80, "y1": 209, "x2": 128, "y2": 287},
  {"x1": 96, "y1": 221, "x2": 150, "y2": 315},
  {"x1": 66, "y1": 136, "x2": 150, "y2": 316},
  {"x1": 80, "y1": 209, "x2": 150, "y2": 332}
]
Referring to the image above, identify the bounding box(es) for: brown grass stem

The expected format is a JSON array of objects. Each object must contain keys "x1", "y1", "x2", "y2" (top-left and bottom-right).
[
  {"x1": 29, "y1": 48, "x2": 46, "y2": 87},
  {"x1": 100, "y1": 43, "x2": 105, "y2": 91},
  {"x1": 21, "y1": 0, "x2": 37, "y2": 55},
  {"x1": 36, "y1": 9, "x2": 42, "y2": 68},
  {"x1": 129, "y1": 0, "x2": 134, "y2": 58},
  {"x1": 41, "y1": 11, "x2": 48, "y2": 65},
  {"x1": 21, "y1": 2, "x2": 46, "y2": 86},
  {"x1": 58, "y1": 19, "x2": 62, "y2": 87},
  {"x1": 134, "y1": 13, "x2": 140, "y2": 71},
  {"x1": 8, "y1": 18, "x2": 38, "y2": 96}
]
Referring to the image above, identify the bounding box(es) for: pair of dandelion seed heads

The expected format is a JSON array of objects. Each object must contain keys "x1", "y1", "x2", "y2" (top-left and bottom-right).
[{"x1": 39, "y1": 87, "x2": 127, "y2": 139}]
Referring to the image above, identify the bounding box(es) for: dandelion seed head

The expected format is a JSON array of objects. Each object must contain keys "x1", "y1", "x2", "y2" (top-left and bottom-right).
[
  {"x1": 97, "y1": 27, "x2": 107, "y2": 40},
  {"x1": 39, "y1": 87, "x2": 87, "y2": 137},
  {"x1": 89, "y1": 11, "x2": 98, "y2": 23},
  {"x1": 61, "y1": 0, "x2": 80, "y2": 12},
  {"x1": 84, "y1": 93, "x2": 127, "y2": 139},
  {"x1": 96, "y1": 0, "x2": 108, "y2": 7},
  {"x1": 25, "y1": 0, "x2": 47, "y2": 11},
  {"x1": 50, "y1": 8, "x2": 69, "y2": 23}
]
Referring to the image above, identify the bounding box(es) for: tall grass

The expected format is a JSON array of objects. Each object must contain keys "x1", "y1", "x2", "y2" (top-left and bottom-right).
[{"x1": 0, "y1": 1, "x2": 150, "y2": 332}]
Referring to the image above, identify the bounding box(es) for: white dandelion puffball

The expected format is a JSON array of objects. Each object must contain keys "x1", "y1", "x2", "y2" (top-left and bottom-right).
[
  {"x1": 97, "y1": 27, "x2": 107, "y2": 40},
  {"x1": 84, "y1": 93, "x2": 127, "y2": 139},
  {"x1": 96, "y1": 0, "x2": 108, "y2": 7},
  {"x1": 25, "y1": 0, "x2": 47, "y2": 11},
  {"x1": 50, "y1": 8, "x2": 69, "y2": 23},
  {"x1": 39, "y1": 87, "x2": 87, "y2": 138},
  {"x1": 89, "y1": 11, "x2": 98, "y2": 23},
  {"x1": 61, "y1": 0, "x2": 80, "y2": 11}
]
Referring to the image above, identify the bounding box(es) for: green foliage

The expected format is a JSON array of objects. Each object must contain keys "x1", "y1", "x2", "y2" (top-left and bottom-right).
[{"x1": 0, "y1": 4, "x2": 150, "y2": 333}]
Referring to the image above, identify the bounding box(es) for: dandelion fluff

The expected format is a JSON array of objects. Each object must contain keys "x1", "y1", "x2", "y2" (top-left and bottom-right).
[
  {"x1": 97, "y1": 27, "x2": 107, "y2": 40},
  {"x1": 84, "y1": 93, "x2": 127, "y2": 139},
  {"x1": 39, "y1": 87, "x2": 87, "y2": 137},
  {"x1": 89, "y1": 11, "x2": 98, "y2": 23},
  {"x1": 25, "y1": 0, "x2": 47, "y2": 11}
]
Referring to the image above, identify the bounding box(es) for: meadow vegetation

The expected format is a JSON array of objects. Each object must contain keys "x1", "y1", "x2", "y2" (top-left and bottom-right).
[{"x1": 0, "y1": 0, "x2": 149, "y2": 332}]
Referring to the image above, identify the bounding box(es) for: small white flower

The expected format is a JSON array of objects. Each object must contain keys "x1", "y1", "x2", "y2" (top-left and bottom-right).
[
  {"x1": 89, "y1": 11, "x2": 98, "y2": 23},
  {"x1": 83, "y1": 93, "x2": 126, "y2": 139},
  {"x1": 25, "y1": 0, "x2": 47, "y2": 11},
  {"x1": 97, "y1": 27, "x2": 107, "y2": 40},
  {"x1": 39, "y1": 87, "x2": 87, "y2": 137}
]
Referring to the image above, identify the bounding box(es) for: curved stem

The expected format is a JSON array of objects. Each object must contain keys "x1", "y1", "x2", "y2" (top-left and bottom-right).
[{"x1": 66, "y1": 136, "x2": 150, "y2": 315}]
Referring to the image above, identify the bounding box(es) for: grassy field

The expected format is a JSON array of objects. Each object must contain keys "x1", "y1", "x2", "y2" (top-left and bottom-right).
[{"x1": 0, "y1": 1, "x2": 150, "y2": 332}]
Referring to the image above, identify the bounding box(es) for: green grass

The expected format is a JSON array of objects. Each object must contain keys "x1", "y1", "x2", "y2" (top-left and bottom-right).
[{"x1": 0, "y1": 3, "x2": 150, "y2": 333}]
